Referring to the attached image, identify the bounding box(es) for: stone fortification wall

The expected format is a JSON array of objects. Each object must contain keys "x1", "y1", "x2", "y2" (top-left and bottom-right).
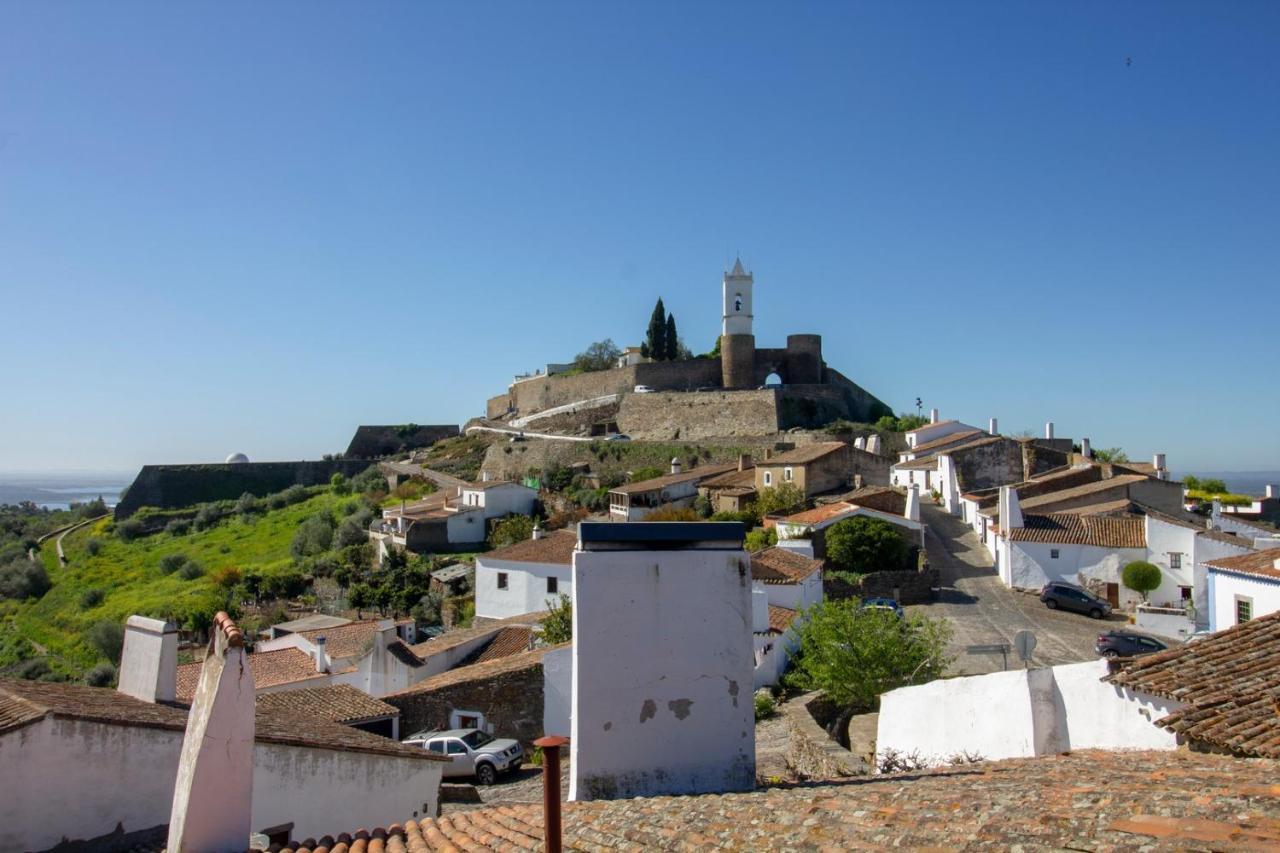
[
  {"x1": 778, "y1": 386, "x2": 860, "y2": 431},
  {"x1": 344, "y1": 424, "x2": 458, "y2": 458},
  {"x1": 617, "y1": 390, "x2": 780, "y2": 441},
  {"x1": 480, "y1": 435, "x2": 796, "y2": 482},
  {"x1": 508, "y1": 366, "x2": 640, "y2": 416},
  {"x1": 115, "y1": 460, "x2": 372, "y2": 519},
  {"x1": 513, "y1": 398, "x2": 622, "y2": 436},
  {"x1": 486, "y1": 393, "x2": 512, "y2": 419},
  {"x1": 823, "y1": 367, "x2": 893, "y2": 424}
]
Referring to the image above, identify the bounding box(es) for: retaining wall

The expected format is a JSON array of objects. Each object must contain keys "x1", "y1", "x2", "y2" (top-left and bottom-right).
[
  {"x1": 115, "y1": 460, "x2": 373, "y2": 518},
  {"x1": 344, "y1": 424, "x2": 459, "y2": 458},
  {"x1": 784, "y1": 692, "x2": 865, "y2": 779}
]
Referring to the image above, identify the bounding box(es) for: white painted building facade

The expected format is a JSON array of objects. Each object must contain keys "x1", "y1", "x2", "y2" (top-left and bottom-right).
[
  {"x1": 1206, "y1": 550, "x2": 1280, "y2": 632},
  {"x1": 474, "y1": 529, "x2": 577, "y2": 620}
]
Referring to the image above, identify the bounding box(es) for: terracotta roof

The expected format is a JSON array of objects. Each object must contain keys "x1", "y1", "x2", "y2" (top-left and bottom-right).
[
  {"x1": 0, "y1": 679, "x2": 443, "y2": 762},
  {"x1": 265, "y1": 749, "x2": 1280, "y2": 851},
  {"x1": 1201, "y1": 528, "x2": 1256, "y2": 548},
  {"x1": 1053, "y1": 498, "x2": 1136, "y2": 516},
  {"x1": 609, "y1": 463, "x2": 737, "y2": 495},
  {"x1": 893, "y1": 454, "x2": 940, "y2": 471},
  {"x1": 255, "y1": 684, "x2": 398, "y2": 725},
  {"x1": 1106, "y1": 610, "x2": 1280, "y2": 758},
  {"x1": 1214, "y1": 513, "x2": 1276, "y2": 534},
  {"x1": 756, "y1": 441, "x2": 847, "y2": 466},
  {"x1": 906, "y1": 428, "x2": 984, "y2": 454},
  {"x1": 767, "y1": 604, "x2": 798, "y2": 634},
  {"x1": 1204, "y1": 547, "x2": 1280, "y2": 580},
  {"x1": 751, "y1": 547, "x2": 823, "y2": 584},
  {"x1": 1017, "y1": 474, "x2": 1149, "y2": 511},
  {"x1": 408, "y1": 612, "x2": 548, "y2": 659},
  {"x1": 698, "y1": 467, "x2": 757, "y2": 490},
  {"x1": 905, "y1": 419, "x2": 958, "y2": 434},
  {"x1": 835, "y1": 485, "x2": 906, "y2": 515},
  {"x1": 477, "y1": 529, "x2": 577, "y2": 565},
  {"x1": 293, "y1": 620, "x2": 391, "y2": 660},
  {"x1": 778, "y1": 501, "x2": 860, "y2": 527},
  {"x1": 177, "y1": 647, "x2": 330, "y2": 701},
  {"x1": 1007, "y1": 513, "x2": 1147, "y2": 548},
  {"x1": 965, "y1": 465, "x2": 1101, "y2": 509},
  {"x1": 387, "y1": 644, "x2": 567, "y2": 698},
  {"x1": 472, "y1": 626, "x2": 534, "y2": 663}
]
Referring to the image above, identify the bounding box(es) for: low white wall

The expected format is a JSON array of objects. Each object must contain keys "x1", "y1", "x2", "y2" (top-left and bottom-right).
[
  {"x1": 252, "y1": 744, "x2": 442, "y2": 840},
  {"x1": 875, "y1": 660, "x2": 1179, "y2": 769},
  {"x1": 542, "y1": 645, "x2": 573, "y2": 738},
  {"x1": 1134, "y1": 607, "x2": 1195, "y2": 641}
]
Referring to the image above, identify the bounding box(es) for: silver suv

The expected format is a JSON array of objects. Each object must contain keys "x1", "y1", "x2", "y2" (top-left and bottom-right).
[{"x1": 403, "y1": 728, "x2": 523, "y2": 785}]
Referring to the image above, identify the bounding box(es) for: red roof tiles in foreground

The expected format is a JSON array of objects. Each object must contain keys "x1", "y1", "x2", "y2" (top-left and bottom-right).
[
  {"x1": 750, "y1": 547, "x2": 823, "y2": 584},
  {"x1": 266, "y1": 749, "x2": 1280, "y2": 851},
  {"x1": 1106, "y1": 609, "x2": 1280, "y2": 758}
]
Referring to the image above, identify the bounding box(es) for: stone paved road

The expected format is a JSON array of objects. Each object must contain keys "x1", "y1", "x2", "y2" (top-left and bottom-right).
[{"x1": 909, "y1": 502, "x2": 1126, "y2": 675}]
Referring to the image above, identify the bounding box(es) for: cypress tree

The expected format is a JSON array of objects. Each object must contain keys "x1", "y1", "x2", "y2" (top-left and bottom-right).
[
  {"x1": 645, "y1": 298, "x2": 667, "y2": 361},
  {"x1": 665, "y1": 312, "x2": 679, "y2": 360}
]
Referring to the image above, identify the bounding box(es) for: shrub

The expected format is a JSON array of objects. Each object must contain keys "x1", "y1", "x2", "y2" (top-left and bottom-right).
[
  {"x1": 711, "y1": 509, "x2": 761, "y2": 526},
  {"x1": 85, "y1": 538, "x2": 103, "y2": 557},
  {"x1": 193, "y1": 504, "x2": 222, "y2": 531},
  {"x1": 80, "y1": 588, "x2": 106, "y2": 609},
  {"x1": 543, "y1": 464, "x2": 574, "y2": 493},
  {"x1": 166, "y1": 518, "x2": 192, "y2": 536},
  {"x1": 825, "y1": 516, "x2": 908, "y2": 574},
  {"x1": 330, "y1": 473, "x2": 351, "y2": 495},
  {"x1": 753, "y1": 690, "x2": 777, "y2": 721},
  {"x1": 754, "y1": 483, "x2": 806, "y2": 518},
  {"x1": 1122, "y1": 561, "x2": 1162, "y2": 602},
  {"x1": 177, "y1": 561, "x2": 206, "y2": 580},
  {"x1": 643, "y1": 505, "x2": 701, "y2": 521},
  {"x1": 116, "y1": 518, "x2": 145, "y2": 541},
  {"x1": 211, "y1": 566, "x2": 242, "y2": 589},
  {"x1": 13, "y1": 658, "x2": 51, "y2": 680},
  {"x1": 629, "y1": 465, "x2": 666, "y2": 483},
  {"x1": 291, "y1": 513, "x2": 335, "y2": 559},
  {"x1": 540, "y1": 594, "x2": 572, "y2": 644},
  {"x1": 350, "y1": 466, "x2": 387, "y2": 496},
  {"x1": 235, "y1": 492, "x2": 258, "y2": 518},
  {"x1": 283, "y1": 484, "x2": 310, "y2": 505},
  {"x1": 745, "y1": 527, "x2": 778, "y2": 552},
  {"x1": 85, "y1": 663, "x2": 117, "y2": 688},
  {"x1": 158, "y1": 553, "x2": 189, "y2": 575},
  {"x1": 489, "y1": 515, "x2": 535, "y2": 549},
  {"x1": 0, "y1": 557, "x2": 52, "y2": 600},
  {"x1": 87, "y1": 620, "x2": 126, "y2": 664},
  {"x1": 334, "y1": 518, "x2": 367, "y2": 550},
  {"x1": 693, "y1": 494, "x2": 713, "y2": 518},
  {"x1": 266, "y1": 491, "x2": 288, "y2": 510}
]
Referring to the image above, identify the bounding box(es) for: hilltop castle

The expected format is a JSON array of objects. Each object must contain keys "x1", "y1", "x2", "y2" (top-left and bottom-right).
[{"x1": 485, "y1": 260, "x2": 890, "y2": 439}]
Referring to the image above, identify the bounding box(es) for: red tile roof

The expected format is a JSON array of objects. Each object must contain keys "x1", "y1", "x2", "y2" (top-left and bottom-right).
[
  {"x1": 472, "y1": 626, "x2": 534, "y2": 663},
  {"x1": 477, "y1": 529, "x2": 577, "y2": 565},
  {"x1": 609, "y1": 463, "x2": 738, "y2": 495},
  {"x1": 266, "y1": 749, "x2": 1280, "y2": 851},
  {"x1": 294, "y1": 619, "x2": 390, "y2": 660},
  {"x1": 906, "y1": 428, "x2": 984, "y2": 454},
  {"x1": 1203, "y1": 547, "x2": 1280, "y2": 580},
  {"x1": 778, "y1": 501, "x2": 860, "y2": 526},
  {"x1": 386, "y1": 644, "x2": 567, "y2": 698},
  {"x1": 836, "y1": 485, "x2": 907, "y2": 515},
  {"x1": 767, "y1": 604, "x2": 798, "y2": 634},
  {"x1": 1106, "y1": 609, "x2": 1280, "y2": 758},
  {"x1": 1007, "y1": 513, "x2": 1147, "y2": 548},
  {"x1": 177, "y1": 647, "x2": 330, "y2": 701},
  {"x1": 756, "y1": 441, "x2": 846, "y2": 467},
  {"x1": 751, "y1": 547, "x2": 823, "y2": 584},
  {"x1": 254, "y1": 684, "x2": 398, "y2": 725}
]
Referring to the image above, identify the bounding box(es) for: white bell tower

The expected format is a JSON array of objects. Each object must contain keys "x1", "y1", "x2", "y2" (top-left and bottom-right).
[{"x1": 721, "y1": 257, "x2": 753, "y2": 337}]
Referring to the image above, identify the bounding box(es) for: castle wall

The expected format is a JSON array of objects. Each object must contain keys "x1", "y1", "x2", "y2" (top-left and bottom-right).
[
  {"x1": 617, "y1": 390, "x2": 780, "y2": 441},
  {"x1": 486, "y1": 393, "x2": 512, "y2": 419},
  {"x1": 822, "y1": 367, "x2": 893, "y2": 423},
  {"x1": 721, "y1": 335, "x2": 756, "y2": 389},
  {"x1": 344, "y1": 424, "x2": 458, "y2": 458},
  {"x1": 508, "y1": 366, "x2": 640, "y2": 415}
]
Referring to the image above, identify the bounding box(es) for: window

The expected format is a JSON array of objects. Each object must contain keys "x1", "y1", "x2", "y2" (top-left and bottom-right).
[
  {"x1": 1180, "y1": 586, "x2": 1193, "y2": 602},
  {"x1": 1236, "y1": 596, "x2": 1253, "y2": 625},
  {"x1": 427, "y1": 741, "x2": 445, "y2": 754},
  {"x1": 784, "y1": 467, "x2": 793, "y2": 482},
  {"x1": 497, "y1": 572, "x2": 508, "y2": 590},
  {"x1": 734, "y1": 293, "x2": 742, "y2": 311},
  {"x1": 763, "y1": 471, "x2": 773, "y2": 487},
  {"x1": 547, "y1": 576, "x2": 558, "y2": 594},
  {"x1": 1169, "y1": 553, "x2": 1182, "y2": 569},
  {"x1": 447, "y1": 740, "x2": 467, "y2": 755},
  {"x1": 1050, "y1": 549, "x2": 1060, "y2": 559}
]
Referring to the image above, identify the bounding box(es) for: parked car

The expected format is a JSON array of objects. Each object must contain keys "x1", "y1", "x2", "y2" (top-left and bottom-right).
[
  {"x1": 633, "y1": 385, "x2": 655, "y2": 393},
  {"x1": 604, "y1": 433, "x2": 631, "y2": 442},
  {"x1": 403, "y1": 728, "x2": 523, "y2": 785},
  {"x1": 1039, "y1": 581, "x2": 1111, "y2": 619},
  {"x1": 860, "y1": 597, "x2": 904, "y2": 618},
  {"x1": 1095, "y1": 631, "x2": 1169, "y2": 659}
]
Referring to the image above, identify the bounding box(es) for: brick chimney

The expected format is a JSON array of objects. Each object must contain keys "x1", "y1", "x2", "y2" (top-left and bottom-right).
[
  {"x1": 117, "y1": 616, "x2": 178, "y2": 704},
  {"x1": 167, "y1": 612, "x2": 254, "y2": 853}
]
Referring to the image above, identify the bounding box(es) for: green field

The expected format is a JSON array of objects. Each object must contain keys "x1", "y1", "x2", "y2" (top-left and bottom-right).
[{"x1": 1, "y1": 490, "x2": 346, "y2": 678}]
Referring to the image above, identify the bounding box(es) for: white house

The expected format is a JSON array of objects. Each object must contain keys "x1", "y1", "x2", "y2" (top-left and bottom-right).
[
  {"x1": 1209, "y1": 499, "x2": 1280, "y2": 548},
  {"x1": 607, "y1": 460, "x2": 736, "y2": 521},
  {"x1": 1205, "y1": 548, "x2": 1280, "y2": 632},
  {"x1": 474, "y1": 527, "x2": 577, "y2": 620},
  {"x1": 457, "y1": 479, "x2": 538, "y2": 516},
  {"x1": 749, "y1": 547, "x2": 823, "y2": 688},
  {"x1": 1141, "y1": 509, "x2": 1255, "y2": 626},
  {"x1": 371, "y1": 479, "x2": 537, "y2": 557},
  {"x1": 772, "y1": 488, "x2": 923, "y2": 560},
  {"x1": 902, "y1": 413, "x2": 985, "y2": 450}
]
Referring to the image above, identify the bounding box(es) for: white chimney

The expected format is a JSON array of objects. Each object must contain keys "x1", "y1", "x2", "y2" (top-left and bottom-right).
[
  {"x1": 481, "y1": 470, "x2": 491, "y2": 482},
  {"x1": 1267, "y1": 485, "x2": 1277, "y2": 499},
  {"x1": 118, "y1": 616, "x2": 178, "y2": 704},
  {"x1": 865, "y1": 435, "x2": 882, "y2": 455},
  {"x1": 905, "y1": 485, "x2": 921, "y2": 523},
  {"x1": 1045, "y1": 422, "x2": 1055, "y2": 440},
  {"x1": 989, "y1": 417, "x2": 998, "y2": 435},
  {"x1": 1081, "y1": 438, "x2": 1091, "y2": 459},
  {"x1": 671, "y1": 457, "x2": 682, "y2": 475},
  {"x1": 167, "y1": 613, "x2": 254, "y2": 853},
  {"x1": 1274, "y1": 558, "x2": 1280, "y2": 570},
  {"x1": 532, "y1": 521, "x2": 544, "y2": 541},
  {"x1": 853, "y1": 436, "x2": 866, "y2": 450},
  {"x1": 1153, "y1": 453, "x2": 1167, "y2": 479},
  {"x1": 929, "y1": 408, "x2": 939, "y2": 424},
  {"x1": 998, "y1": 485, "x2": 1024, "y2": 530},
  {"x1": 1212, "y1": 498, "x2": 1222, "y2": 520},
  {"x1": 314, "y1": 635, "x2": 329, "y2": 673}
]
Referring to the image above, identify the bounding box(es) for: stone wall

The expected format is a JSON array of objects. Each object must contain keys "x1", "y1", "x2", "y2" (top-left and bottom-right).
[
  {"x1": 508, "y1": 366, "x2": 641, "y2": 416},
  {"x1": 344, "y1": 424, "x2": 459, "y2": 458},
  {"x1": 386, "y1": 659, "x2": 547, "y2": 746},
  {"x1": 828, "y1": 567, "x2": 939, "y2": 604},
  {"x1": 824, "y1": 367, "x2": 893, "y2": 424},
  {"x1": 617, "y1": 390, "x2": 780, "y2": 441},
  {"x1": 486, "y1": 393, "x2": 513, "y2": 420},
  {"x1": 115, "y1": 460, "x2": 373, "y2": 519},
  {"x1": 785, "y1": 692, "x2": 865, "y2": 779},
  {"x1": 953, "y1": 438, "x2": 1027, "y2": 493}
]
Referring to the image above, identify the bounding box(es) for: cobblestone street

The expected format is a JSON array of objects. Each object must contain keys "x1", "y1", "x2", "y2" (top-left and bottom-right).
[{"x1": 911, "y1": 502, "x2": 1125, "y2": 674}]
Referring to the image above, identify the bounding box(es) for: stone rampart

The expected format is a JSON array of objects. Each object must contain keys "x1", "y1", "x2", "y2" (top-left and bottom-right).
[
  {"x1": 508, "y1": 366, "x2": 640, "y2": 415},
  {"x1": 115, "y1": 460, "x2": 373, "y2": 519},
  {"x1": 785, "y1": 692, "x2": 866, "y2": 779},
  {"x1": 344, "y1": 424, "x2": 458, "y2": 458},
  {"x1": 617, "y1": 390, "x2": 780, "y2": 441}
]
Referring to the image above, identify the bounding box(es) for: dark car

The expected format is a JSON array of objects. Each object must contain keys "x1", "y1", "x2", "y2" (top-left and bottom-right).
[
  {"x1": 1039, "y1": 581, "x2": 1111, "y2": 619},
  {"x1": 860, "y1": 598, "x2": 904, "y2": 618},
  {"x1": 1095, "y1": 631, "x2": 1168, "y2": 659}
]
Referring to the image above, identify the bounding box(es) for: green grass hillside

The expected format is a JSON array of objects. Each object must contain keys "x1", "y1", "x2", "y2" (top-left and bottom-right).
[{"x1": 2, "y1": 489, "x2": 346, "y2": 678}]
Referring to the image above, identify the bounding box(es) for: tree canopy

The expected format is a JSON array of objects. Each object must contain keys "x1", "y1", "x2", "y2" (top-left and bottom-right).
[
  {"x1": 753, "y1": 483, "x2": 806, "y2": 518},
  {"x1": 1092, "y1": 447, "x2": 1129, "y2": 463},
  {"x1": 825, "y1": 516, "x2": 908, "y2": 574},
  {"x1": 489, "y1": 514, "x2": 536, "y2": 549},
  {"x1": 1122, "y1": 561, "x2": 1162, "y2": 602},
  {"x1": 642, "y1": 298, "x2": 667, "y2": 360},
  {"x1": 540, "y1": 594, "x2": 572, "y2": 644},
  {"x1": 572, "y1": 339, "x2": 622, "y2": 373}
]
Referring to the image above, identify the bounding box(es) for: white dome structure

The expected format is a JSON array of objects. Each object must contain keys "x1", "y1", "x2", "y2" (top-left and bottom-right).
[{"x1": 225, "y1": 452, "x2": 250, "y2": 464}]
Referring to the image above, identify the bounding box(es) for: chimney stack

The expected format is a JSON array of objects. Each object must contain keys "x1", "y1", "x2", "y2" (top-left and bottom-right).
[
  {"x1": 989, "y1": 417, "x2": 998, "y2": 435},
  {"x1": 1267, "y1": 485, "x2": 1277, "y2": 499},
  {"x1": 929, "y1": 408, "x2": 939, "y2": 424},
  {"x1": 670, "y1": 457, "x2": 682, "y2": 475},
  {"x1": 865, "y1": 434, "x2": 882, "y2": 455},
  {"x1": 1153, "y1": 453, "x2": 1167, "y2": 479},
  {"x1": 118, "y1": 616, "x2": 179, "y2": 704},
  {"x1": 532, "y1": 521, "x2": 545, "y2": 541},
  {"x1": 1081, "y1": 438, "x2": 1091, "y2": 459},
  {"x1": 764, "y1": 448, "x2": 773, "y2": 460},
  {"x1": 314, "y1": 635, "x2": 329, "y2": 673},
  {"x1": 167, "y1": 613, "x2": 254, "y2": 853},
  {"x1": 998, "y1": 485, "x2": 1024, "y2": 530},
  {"x1": 853, "y1": 436, "x2": 866, "y2": 450},
  {"x1": 737, "y1": 453, "x2": 752, "y2": 472},
  {"x1": 905, "y1": 485, "x2": 921, "y2": 522},
  {"x1": 1045, "y1": 422, "x2": 1055, "y2": 440}
]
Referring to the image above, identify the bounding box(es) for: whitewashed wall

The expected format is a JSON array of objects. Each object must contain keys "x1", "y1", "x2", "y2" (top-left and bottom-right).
[
  {"x1": 542, "y1": 645, "x2": 573, "y2": 738},
  {"x1": 876, "y1": 660, "x2": 1180, "y2": 769},
  {"x1": 475, "y1": 555, "x2": 572, "y2": 620},
  {"x1": 1002, "y1": 538, "x2": 1145, "y2": 593},
  {"x1": 446, "y1": 509, "x2": 486, "y2": 544},
  {"x1": 475, "y1": 484, "x2": 538, "y2": 518},
  {"x1": 1209, "y1": 569, "x2": 1280, "y2": 631},
  {"x1": 1144, "y1": 517, "x2": 1198, "y2": 608},
  {"x1": 570, "y1": 546, "x2": 755, "y2": 800}
]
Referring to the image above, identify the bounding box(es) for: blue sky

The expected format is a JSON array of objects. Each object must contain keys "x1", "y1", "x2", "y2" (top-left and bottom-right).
[{"x1": 1, "y1": 1, "x2": 1277, "y2": 474}]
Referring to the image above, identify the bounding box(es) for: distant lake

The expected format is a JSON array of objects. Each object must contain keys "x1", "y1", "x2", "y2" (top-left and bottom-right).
[{"x1": 0, "y1": 472, "x2": 132, "y2": 510}]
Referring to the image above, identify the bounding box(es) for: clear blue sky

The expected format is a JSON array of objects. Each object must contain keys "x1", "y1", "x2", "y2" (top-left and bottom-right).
[{"x1": 2, "y1": 1, "x2": 1277, "y2": 474}]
